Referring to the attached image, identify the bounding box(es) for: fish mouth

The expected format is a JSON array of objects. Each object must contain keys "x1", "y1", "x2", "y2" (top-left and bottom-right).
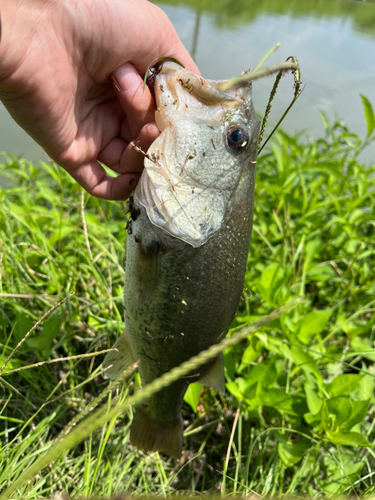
[{"x1": 153, "y1": 61, "x2": 250, "y2": 133}]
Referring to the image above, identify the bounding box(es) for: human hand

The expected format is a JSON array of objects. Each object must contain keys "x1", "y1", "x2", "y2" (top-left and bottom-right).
[{"x1": 0, "y1": 0, "x2": 199, "y2": 200}]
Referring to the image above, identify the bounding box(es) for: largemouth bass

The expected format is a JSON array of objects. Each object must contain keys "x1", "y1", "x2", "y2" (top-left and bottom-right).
[{"x1": 104, "y1": 62, "x2": 259, "y2": 458}]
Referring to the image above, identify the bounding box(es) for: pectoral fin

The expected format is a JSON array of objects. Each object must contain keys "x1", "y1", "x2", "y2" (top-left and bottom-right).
[
  {"x1": 197, "y1": 355, "x2": 225, "y2": 393},
  {"x1": 102, "y1": 330, "x2": 136, "y2": 380}
]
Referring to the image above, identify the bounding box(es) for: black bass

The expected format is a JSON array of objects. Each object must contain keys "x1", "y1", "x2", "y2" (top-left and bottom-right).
[{"x1": 104, "y1": 61, "x2": 259, "y2": 458}]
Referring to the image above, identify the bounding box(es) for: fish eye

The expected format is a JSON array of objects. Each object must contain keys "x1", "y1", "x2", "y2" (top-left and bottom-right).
[{"x1": 226, "y1": 124, "x2": 250, "y2": 152}]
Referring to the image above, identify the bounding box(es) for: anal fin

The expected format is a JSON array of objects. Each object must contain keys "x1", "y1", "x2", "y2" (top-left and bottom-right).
[
  {"x1": 102, "y1": 330, "x2": 136, "y2": 380},
  {"x1": 197, "y1": 355, "x2": 225, "y2": 393}
]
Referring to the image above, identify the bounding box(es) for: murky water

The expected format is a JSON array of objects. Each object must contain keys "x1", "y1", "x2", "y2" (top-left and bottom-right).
[{"x1": 1, "y1": 0, "x2": 374, "y2": 170}]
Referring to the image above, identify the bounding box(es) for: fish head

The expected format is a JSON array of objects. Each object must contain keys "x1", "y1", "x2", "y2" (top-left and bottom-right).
[{"x1": 135, "y1": 61, "x2": 260, "y2": 247}]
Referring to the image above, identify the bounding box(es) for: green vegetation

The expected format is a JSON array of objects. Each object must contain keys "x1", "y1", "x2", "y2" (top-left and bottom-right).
[
  {"x1": 0, "y1": 98, "x2": 375, "y2": 497},
  {"x1": 154, "y1": 0, "x2": 375, "y2": 38}
]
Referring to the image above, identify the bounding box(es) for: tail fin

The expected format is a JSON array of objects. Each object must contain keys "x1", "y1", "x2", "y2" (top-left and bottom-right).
[{"x1": 130, "y1": 405, "x2": 183, "y2": 459}]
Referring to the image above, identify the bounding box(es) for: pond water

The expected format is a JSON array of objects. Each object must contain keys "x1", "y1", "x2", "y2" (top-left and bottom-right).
[{"x1": 1, "y1": 0, "x2": 375, "y2": 168}]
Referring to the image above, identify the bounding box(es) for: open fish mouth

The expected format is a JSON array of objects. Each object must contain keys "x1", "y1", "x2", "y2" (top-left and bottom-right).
[
  {"x1": 135, "y1": 62, "x2": 259, "y2": 248},
  {"x1": 153, "y1": 61, "x2": 252, "y2": 133}
]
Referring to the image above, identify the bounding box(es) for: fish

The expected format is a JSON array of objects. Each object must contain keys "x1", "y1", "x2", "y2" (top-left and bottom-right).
[{"x1": 103, "y1": 61, "x2": 260, "y2": 459}]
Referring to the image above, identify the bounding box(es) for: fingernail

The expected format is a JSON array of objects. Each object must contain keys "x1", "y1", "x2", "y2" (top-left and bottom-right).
[{"x1": 112, "y1": 63, "x2": 141, "y2": 94}]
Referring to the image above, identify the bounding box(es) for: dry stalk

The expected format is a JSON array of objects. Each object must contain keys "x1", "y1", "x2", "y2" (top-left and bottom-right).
[
  {"x1": 130, "y1": 141, "x2": 176, "y2": 191},
  {"x1": 222, "y1": 401, "x2": 242, "y2": 494},
  {"x1": 81, "y1": 191, "x2": 93, "y2": 262},
  {"x1": 1, "y1": 349, "x2": 116, "y2": 376}
]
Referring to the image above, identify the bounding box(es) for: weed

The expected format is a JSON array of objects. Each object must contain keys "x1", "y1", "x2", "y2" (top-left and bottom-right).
[{"x1": 0, "y1": 99, "x2": 374, "y2": 496}]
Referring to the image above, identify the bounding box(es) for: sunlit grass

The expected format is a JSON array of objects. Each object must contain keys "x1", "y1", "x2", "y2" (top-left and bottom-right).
[{"x1": 0, "y1": 104, "x2": 374, "y2": 497}]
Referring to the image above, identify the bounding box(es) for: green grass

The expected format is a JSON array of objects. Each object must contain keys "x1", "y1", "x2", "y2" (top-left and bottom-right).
[{"x1": 0, "y1": 102, "x2": 374, "y2": 497}]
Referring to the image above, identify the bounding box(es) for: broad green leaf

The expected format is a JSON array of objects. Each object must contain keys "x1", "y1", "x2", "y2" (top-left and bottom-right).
[
  {"x1": 256, "y1": 386, "x2": 298, "y2": 415},
  {"x1": 255, "y1": 262, "x2": 286, "y2": 305},
  {"x1": 322, "y1": 461, "x2": 365, "y2": 494},
  {"x1": 345, "y1": 238, "x2": 361, "y2": 255},
  {"x1": 239, "y1": 336, "x2": 262, "y2": 370},
  {"x1": 183, "y1": 383, "x2": 202, "y2": 413},
  {"x1": 226, "y1": 377, "x2": 250, "y2": 399},
  {"x1": 226, "y1": 380, "x2": 243, "y2": 400},
  {"x1": 85, "y1": 213, "x2": 103, "y2": 226},
  {"x1": 326, "y1": 431, "x2": 371, "y2": 447},
  {"x1": 340, "y1": 399, "x2": 369, "y2": 432},
  {"x1": 243, "y1": 383, "x2": 261, "y2": 410},
  {"x1": 296, "y1": 308, "x2": 332, "y2": 344},
  {"x1": 290, "y1": 346, "x2": 319, "y2": 377},
  {"x1": 327, "y1": 374, "x2": 363, "y2": 398},
  {"x1": 322, "y1": 396, "x2": 352, "y2": 432},
  {"x1": 336, "y1": 315, "x2": 374, "y2": 338},
  {"x1": 303, "y1": 239, "x2": 322, "y2": 272},
  {"x1": 274, "y1": 430, "x2": 288, "y2": 444},
  {"x1": 247, "y1": 359, "x2": 277, "y2": 387},
  {"x1": 278, "y1": 439, "x2": 313, "y2": 467},
  {"x1": 351, "y1": 336, "x2": 375, "y2": 361},
  {"x1": 357, "y1": 374, "x2": 375, "y2": 402},
  {"x1": 305, "y1": 384, "x2": 322, "y2": 414},
  {"x1": 304, "y1": 410, "x2": 322, "y2": 427},
  {"x1": 223, "y1": 348, "x2": 238, "y2": 379},
  {"x1": 361, "y1": 94, "x2": 375, "y2": 137},
  {"x1": 256, "y1": 333, "x2": 291, "y2": 359},
  {"x1": 0, "y1": 356, "x2": 23, "y2": 373}
]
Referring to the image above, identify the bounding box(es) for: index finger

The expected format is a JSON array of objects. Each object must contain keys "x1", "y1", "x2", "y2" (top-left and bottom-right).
[{"x1": 111, "y1": 63, "x2": 155, "y2": 139}]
